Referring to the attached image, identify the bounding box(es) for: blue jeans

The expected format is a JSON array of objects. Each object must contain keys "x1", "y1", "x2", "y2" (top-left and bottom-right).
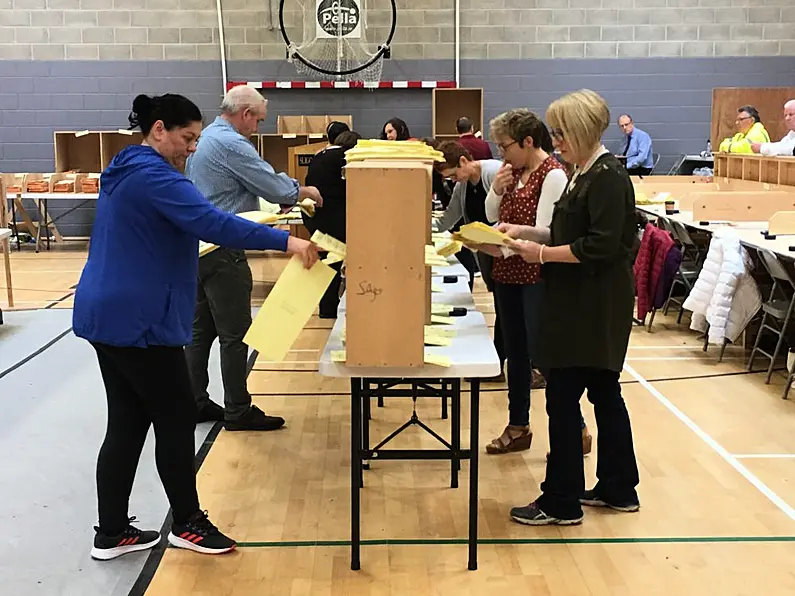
[{"x1": 494, "y1": 282, "x2": 544, "y2": 427}]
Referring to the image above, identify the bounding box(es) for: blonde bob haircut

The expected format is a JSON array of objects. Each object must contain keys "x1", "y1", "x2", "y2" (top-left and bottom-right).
[{"x1": 546, "y1": 89, "x2": 610, "y2": 162}]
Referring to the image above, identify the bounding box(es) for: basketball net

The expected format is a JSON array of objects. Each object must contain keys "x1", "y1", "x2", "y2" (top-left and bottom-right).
[{"x1": 287, "y1": 0, "x2": 385, "y2": 83}]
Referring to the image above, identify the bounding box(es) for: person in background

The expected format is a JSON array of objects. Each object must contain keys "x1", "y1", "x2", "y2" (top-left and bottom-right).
[
  {"x1": 456, "y1": 116, "x2": 493, "y2": 160},
  {"x1": 617, "y1": 114, "x2": 654, "y2": 176},
  {"x1": 302, "y1": 130, "x2": 362, "y2": 318},
  {"x1": 751, "y1": 99, "x2": 795, "y2": 156},
  {"x1": 433, "y1": 141, "x2": 505, "y2": 379},
  {"x1": 502, "y1": 89, "x2": 639, "y2": 526},
  {"x1": 476, "y1": 109, "x2": 592, "y2": 456},
  {"x1": 184, "y1": 86, "x2": 323, "y2": 431},
  {"x1": 421, "y1": 137, "x2": 454, "y2": 207},
  {"x1": 719, "y1": 105, "x2": 770, "y2": 154},
  {"x1": 380, "y1": 117, "x2": 412, "y2": 141},
  {"x1": 326, "y1": 120, "x2": 350, "y2": 145},
  {"x1": 72, "y1": 93, "x2": 319, "y2": 560}
]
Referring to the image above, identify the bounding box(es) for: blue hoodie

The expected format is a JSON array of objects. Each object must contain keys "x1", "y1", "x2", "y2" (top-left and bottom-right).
[{"x1": 72, "y1": 145, "x2": 289, "y2": 348}]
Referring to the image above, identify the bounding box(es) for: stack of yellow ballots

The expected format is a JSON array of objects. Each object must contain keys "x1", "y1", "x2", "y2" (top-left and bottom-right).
[
  {"x1": 452, "y1": 221, "x2": 510, "y2": 247},
  {"x1": 344, "y1": 139, "x2": 445, "y2": 163}
]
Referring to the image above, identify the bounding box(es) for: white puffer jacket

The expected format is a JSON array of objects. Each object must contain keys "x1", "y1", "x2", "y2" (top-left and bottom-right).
[{"x1": 682, "y1": 229, "x2": 762, "y2": 344}]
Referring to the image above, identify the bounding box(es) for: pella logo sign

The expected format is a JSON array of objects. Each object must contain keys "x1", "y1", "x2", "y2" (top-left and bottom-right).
[{"x1": 316, "y1": 0, "x2": 361, "y2": 39}]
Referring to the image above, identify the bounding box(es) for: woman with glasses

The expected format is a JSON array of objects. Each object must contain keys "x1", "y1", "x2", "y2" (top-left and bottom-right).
[
  {"x1": 476, "y1": 109, "x2": 592, "y2": 457},
  {"x1": 718, "y1": 105, "x2": 770, "y2": 153},
  {"x1": 498, "y1": 89, "x2": 640, "y2": 526}
]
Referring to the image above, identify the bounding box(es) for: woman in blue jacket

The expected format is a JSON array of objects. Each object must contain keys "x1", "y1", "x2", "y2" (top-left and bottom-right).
[{"x1": 73, "y1": 93, "x2": 318, "y2": 561}]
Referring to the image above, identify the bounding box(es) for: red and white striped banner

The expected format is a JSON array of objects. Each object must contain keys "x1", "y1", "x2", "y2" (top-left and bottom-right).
[{"x1": 226, "y1": 80, "x2": 456, "y2": 90}]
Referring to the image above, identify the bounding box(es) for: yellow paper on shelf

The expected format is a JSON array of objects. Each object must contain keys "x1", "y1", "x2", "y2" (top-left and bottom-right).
[
  {"x1": 424, "y1": 353, "x2": 452, "y2": 367},
  {"x1": 436, "y1": 240, "x2": 462, "y2": 257},
  {"x1": 426, "y1": 257, "x2": 448, "y2": 267},
  {"x1": 432, "y1": 284, "x2": 442, "y2": 293},
  {"x1": 345, "y1": 139, "x2": 444, "y2": 162},
  {"x1": 198, "y1": 210, "x2": 282, "y2": 257},
  {"x1": 243, "y1": 256, "x2": 336, "y2": 361},
  {"x1": 298, "y1": 198, "x2": 316, "y2": 217},
  {"x1": 455, "y1": 221, "x2": 510, "y2": 246},
  {"x1": 431, "y1": 314, "x2": 454, "y2": 325},
  {"x1": 330, "y1": 350, "x2": 346, "y2": 362},
  {"x1": 425, "y1": 325, "x2": 456, "y2": 338},
  {"x1": 431, "y1": 303, "x2": 453, "y2": 314},
  {"x1": 311, "y1": 230, "x2": 347, "y2": 258},
  {"x1": 424, "y1": 329, "x2": 452, "y2": 347}
]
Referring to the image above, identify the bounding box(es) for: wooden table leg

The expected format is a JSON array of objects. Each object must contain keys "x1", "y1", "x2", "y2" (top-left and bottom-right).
[{"x1": 2, "y1": 236, "x2": 12, "y2": 307}]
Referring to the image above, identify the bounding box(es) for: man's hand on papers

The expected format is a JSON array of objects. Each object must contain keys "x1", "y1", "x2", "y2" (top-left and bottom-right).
[{"x1": 287, "y1": 236, "x2": 320, "y2": 269}]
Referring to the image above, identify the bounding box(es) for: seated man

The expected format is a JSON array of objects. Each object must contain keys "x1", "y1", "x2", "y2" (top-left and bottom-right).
[
  {"x1": 455, "y1": 117, "x2": 493, "y2": 160},
  {"x1": 618, "y1": 114, "x2": 654, "y2": 175},
  {"x1": 751, "y1": 100, "x2": 795, "y2": 156},
  {"x1": 719, "y1": 105, "x2": 770, "y2": 153}
]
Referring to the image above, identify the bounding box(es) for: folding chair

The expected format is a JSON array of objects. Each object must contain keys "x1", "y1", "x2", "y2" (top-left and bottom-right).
[{"x1": 746, "y1": 249, "x2": 795, "y2": 384}]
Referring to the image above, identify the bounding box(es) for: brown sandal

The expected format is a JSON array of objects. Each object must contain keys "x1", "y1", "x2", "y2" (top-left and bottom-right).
[
  {"x1": 546, "y1": 426, "x2": 594, "y2": 460},
  {"x1": 486, "y1": 425, "x2": 532, "y2": 454}
]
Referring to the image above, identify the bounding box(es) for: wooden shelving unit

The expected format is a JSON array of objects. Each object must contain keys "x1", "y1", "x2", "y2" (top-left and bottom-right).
[
  {"x1": 54, "y1": 130, "x2": 144, "y2": 172},
  {"x1": 344, "y1": 159, "x2": 433, "y2": 368},
  {"x1": 432, "y1": 88, "x2": 484, "y2": 137},
  {"x1": 713, "y1": 154, "x2": 795, "y2": 186}
]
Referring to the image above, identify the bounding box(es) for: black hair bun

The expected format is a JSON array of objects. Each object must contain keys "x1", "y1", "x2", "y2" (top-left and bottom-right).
[{"x1": 128, "y1": 94, "x2": 153, "y2": 130}]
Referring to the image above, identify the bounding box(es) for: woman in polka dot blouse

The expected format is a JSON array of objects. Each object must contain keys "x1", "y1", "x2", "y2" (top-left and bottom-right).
[{"x1": 479, "y1": 109, "x2": 592, "y2": 457}]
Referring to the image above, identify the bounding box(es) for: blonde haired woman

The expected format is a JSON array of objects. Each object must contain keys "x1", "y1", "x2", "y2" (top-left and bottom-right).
[{"x1": 498, "y1": 90, "x2": 640, "y2": 525}]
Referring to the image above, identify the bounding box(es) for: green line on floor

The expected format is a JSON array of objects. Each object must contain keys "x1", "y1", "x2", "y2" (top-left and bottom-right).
[{"x1": 236, "y1": 535, "x2": 795, "y2": 548}]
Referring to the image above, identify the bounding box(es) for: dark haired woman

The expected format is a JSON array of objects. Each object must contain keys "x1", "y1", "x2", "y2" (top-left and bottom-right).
[
  {"x1": 73, "y1": 93, "x2": 318, "y2": 560},
  {"x1": 477, "y1": 109, "x2": 591, "y2": 457},
  {"x1": 302, "y1": 130, "x2": 362, "y2": 317},
  {"x1": 380, "y1": 117, "x2": 411, "y2": 141}
]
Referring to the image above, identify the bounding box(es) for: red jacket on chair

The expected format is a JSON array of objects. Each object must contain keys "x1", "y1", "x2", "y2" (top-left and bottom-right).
[{"x1": 634, "y1": 223, "x2": 675, "y2": 320}]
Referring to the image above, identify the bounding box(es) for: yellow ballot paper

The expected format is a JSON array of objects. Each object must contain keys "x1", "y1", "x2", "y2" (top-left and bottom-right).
[
  {"x1": 243, "y1": 256, "x2": 336, "y2": 361},
  {"x1": 330, "y1": 350, "x2": 346, "y2": 362},
  {"x1": 424, "y1": 353, "x2": 452, "y2": 367},
  {"x1": 298, "y1": 198, "x2": 316, "y2": 217},
  {"x1": 432, "y1": 283, "x2": 443, "y2": 293},
  {"x1": 453, "y1": 221, "x2": 510, "y2": 246},
  {"x1": 198, "y1": 211, "x2": 282, "y2": 257},
  {"x1": 431, "y1": 314, "x2": 454, "y2": 325}
]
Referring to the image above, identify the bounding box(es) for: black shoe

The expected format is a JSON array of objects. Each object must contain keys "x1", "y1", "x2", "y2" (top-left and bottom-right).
[
  {"x1": 510, "y1": 501, "x2": 583, "y2": 526},
  {"x1": 224, "y1": 405, "x2": 285, "y2": 432},
  {"x1": 197, "y1": 401, "x2": 224, "y2": 423},
  {"x1": 90, "y1": 517, "x2": 160, "y2": 560},
  {"x1": 580, "y1": 489, "x2": 640, "y2": 513},
  {"x1": 168, "y1": 510, "x2": 236, "y2": 555},
  {"x1": 318, "y1": 312, "x2": 337, "y2": 319}
]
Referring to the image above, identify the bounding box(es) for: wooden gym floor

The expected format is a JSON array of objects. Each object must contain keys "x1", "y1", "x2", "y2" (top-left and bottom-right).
[{"x1": 3, "y1": 246, "x2": 795, "y2": 595}]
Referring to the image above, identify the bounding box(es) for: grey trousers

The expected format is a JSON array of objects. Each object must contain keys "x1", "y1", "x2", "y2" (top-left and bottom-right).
[{"x1": 184, "y1": 248, "x2": 253, "y2": 421}]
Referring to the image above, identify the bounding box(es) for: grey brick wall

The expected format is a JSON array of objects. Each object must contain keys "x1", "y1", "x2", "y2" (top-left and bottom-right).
[
  {"x1": 2, "y1": 56, "x2": 795, "y2": 236},
  {"x1": 1, "y1": 0, "x2": 795, "y2": 60}
]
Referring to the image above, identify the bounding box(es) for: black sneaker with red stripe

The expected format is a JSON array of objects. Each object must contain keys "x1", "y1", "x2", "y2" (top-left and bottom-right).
[
  {"x1": 90, "y1": 517, "x2": 161, "y2": 561},
  {"x1": 168, "y1": 510, "x2": 236, "y2": 555}
]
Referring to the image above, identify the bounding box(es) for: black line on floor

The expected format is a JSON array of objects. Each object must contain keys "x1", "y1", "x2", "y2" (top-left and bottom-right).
[
  {"x1": 129, "y1": 349, "x2": 260, "y2": 595},
  {"x1": 0, "y1": 327, "x2": 72, "y2": 381},
  {"x1": 43, "y1": 291, "x2": 74, "y2": 309}
]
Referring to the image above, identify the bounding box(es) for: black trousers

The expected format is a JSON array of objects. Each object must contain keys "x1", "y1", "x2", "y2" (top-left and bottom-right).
[
  {"x1": 185, "y1": 248, "x2": 253, "y2": 421},
  {"x1": 537, "y1": 367, "x2": 640, "y2": 519},
  {"x1": 92, "y1": 342, "x2": 200, "y2": 536},
  {"x1": 455, "y1": 247, "x2": 478, "y2": 292},
  {"x1": 319, "y1": 256, "x2": 344, "y2": 317}
]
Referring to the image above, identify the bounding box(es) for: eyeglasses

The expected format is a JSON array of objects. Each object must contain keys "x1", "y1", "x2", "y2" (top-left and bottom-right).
[
  {"x1": 496, "y1": 140, "x2": 517, "y2": 152},
  {"x1": 550, "y1": 128, "x2": 565, "y2": 141},
  {"x1": 735, "y1": 116, "x2": 752, "y2": 124}
]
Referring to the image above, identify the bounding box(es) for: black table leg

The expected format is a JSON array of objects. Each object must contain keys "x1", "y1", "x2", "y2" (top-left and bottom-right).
[
  {"x1": 441, "y1": 380, "x2": 448, "y2": 420},
  {"x1": 10, "y1": 198, "x2": 20, "y2": 251},
  {"x1": 362, "y1": 380, "x2": 370, "y2": 475},
  {"x1": 451, "y1": 379, "x2": 460, "y2": 488},
  {"x1": 351, "y1": 378, "x2": 362, "y2": 571},
  {"x1": 468, "y1": 379, "x2": 480, "y2": 571},
  {"x1": 44, "y1": 199, "x2": 50, "y2": 251}
]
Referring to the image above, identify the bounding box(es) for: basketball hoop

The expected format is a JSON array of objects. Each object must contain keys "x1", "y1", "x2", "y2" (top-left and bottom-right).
[{"x1": 279, "y1": 0, "x2": 396, "y2": 83}]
